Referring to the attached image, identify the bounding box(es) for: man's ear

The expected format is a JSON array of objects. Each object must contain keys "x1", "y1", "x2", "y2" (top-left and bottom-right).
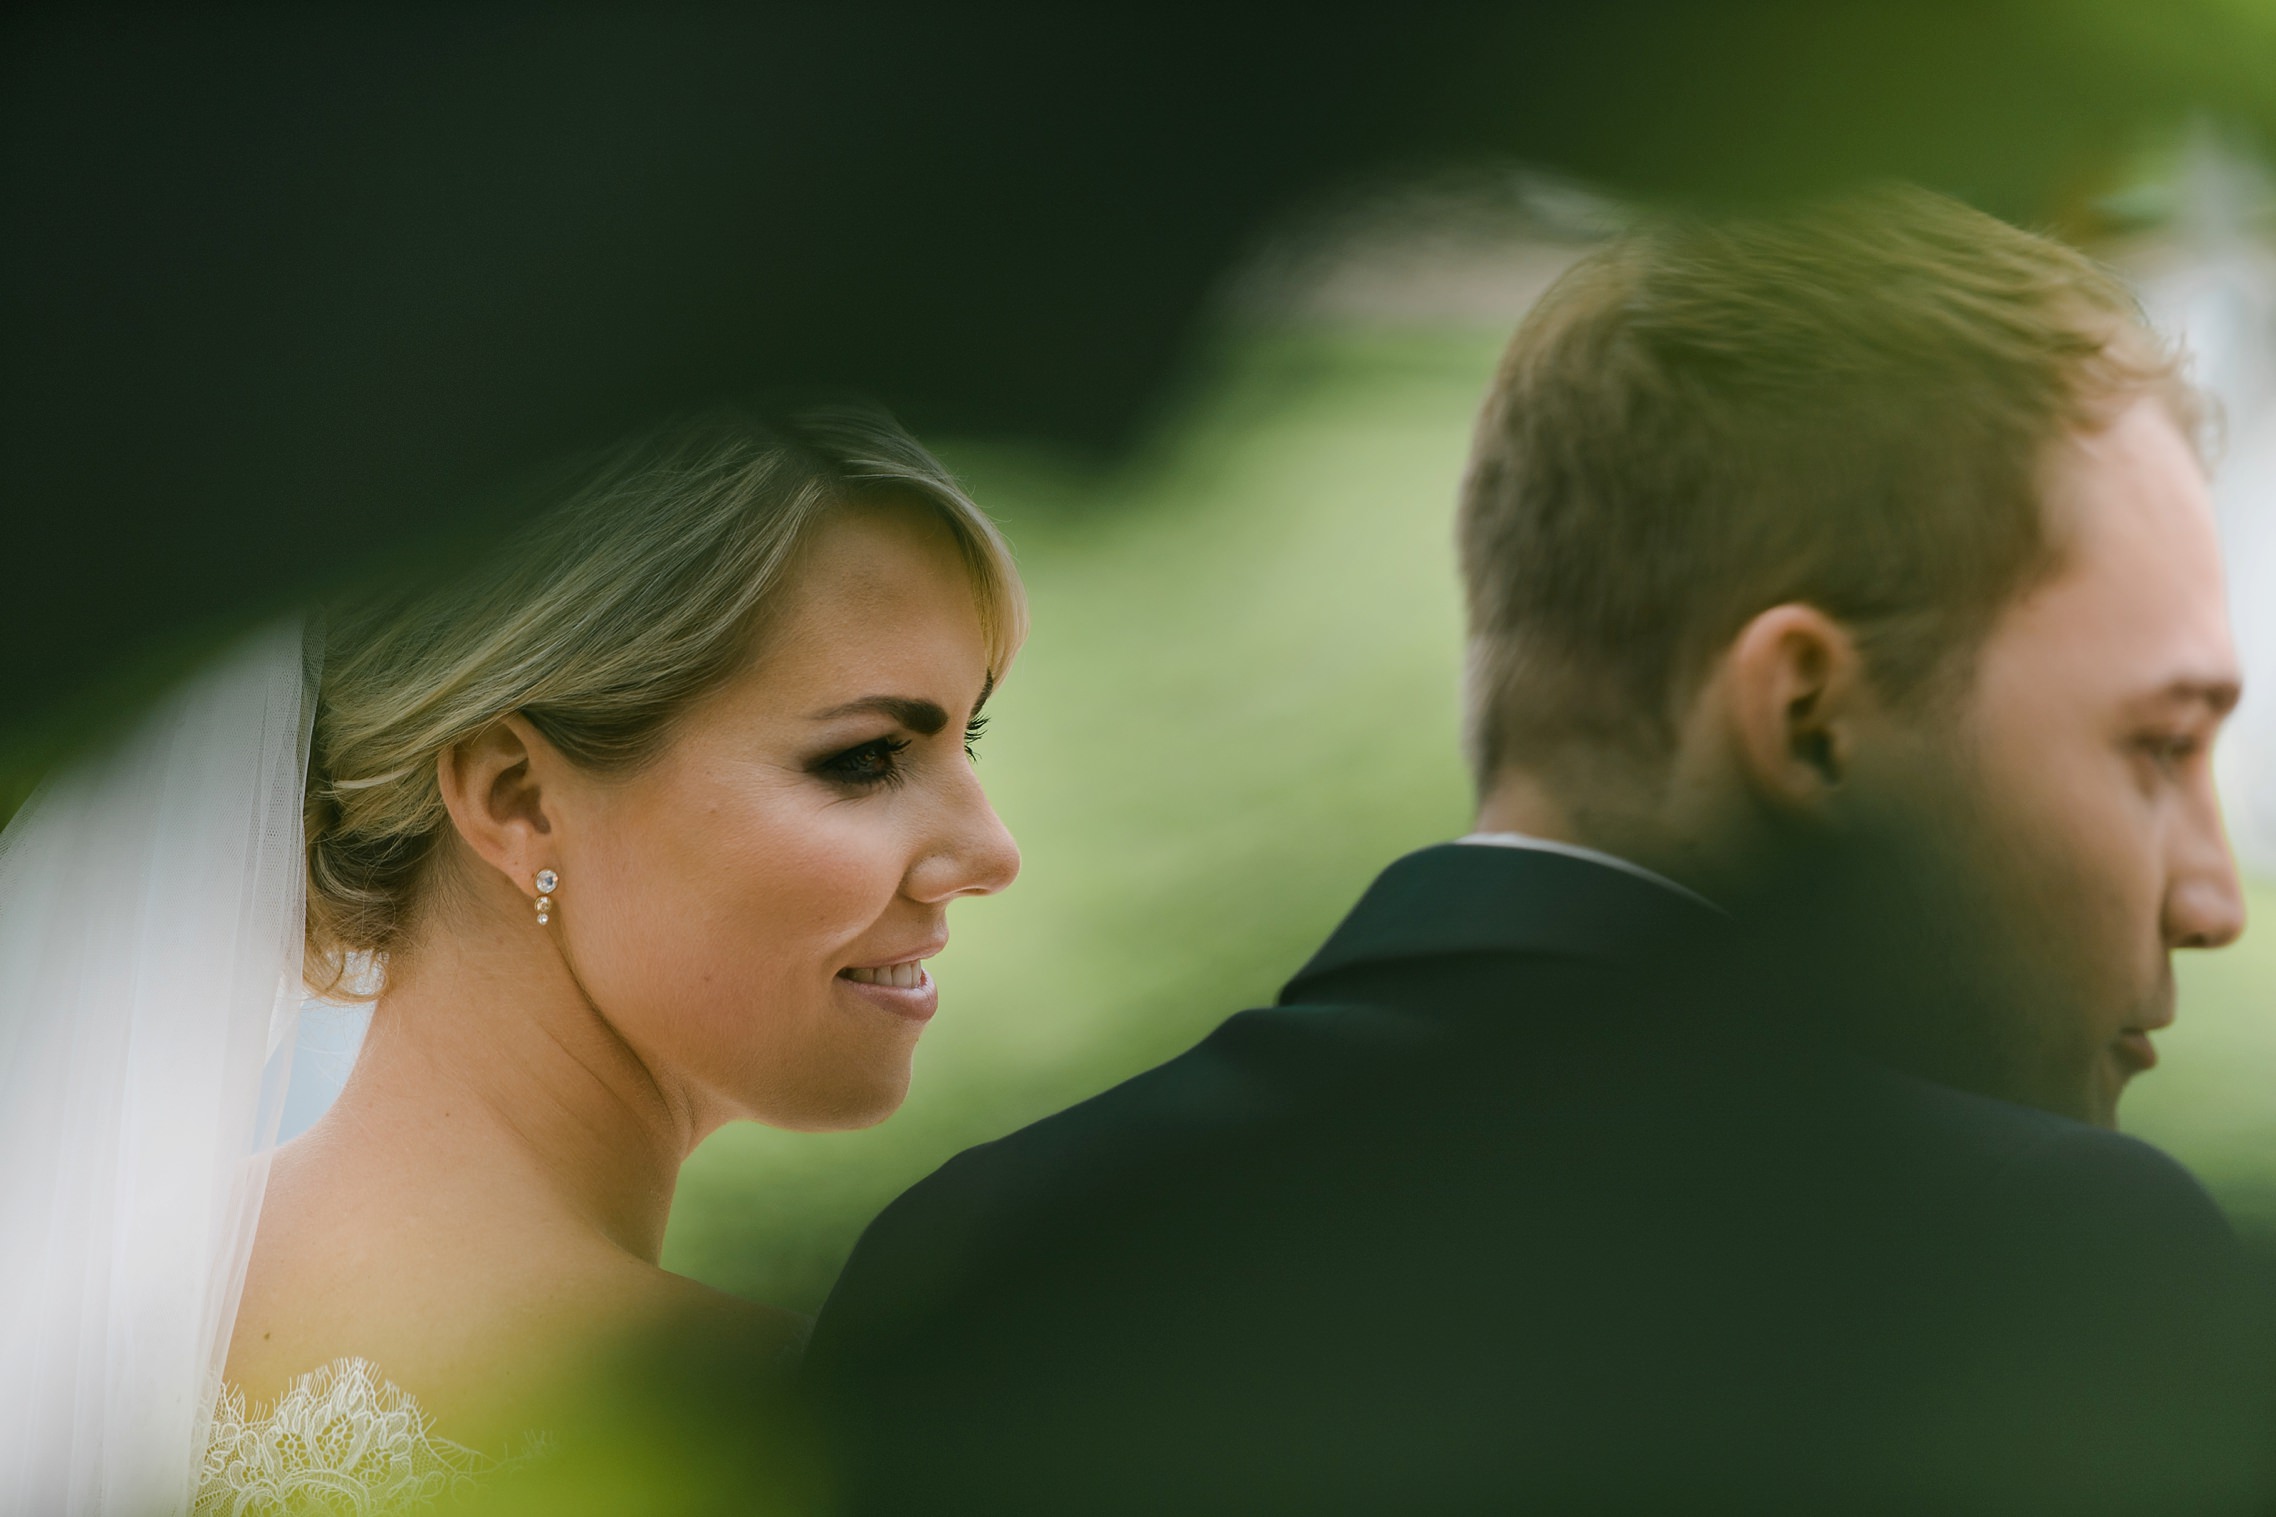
[
  {"x1": 434, "y1": 712, "x2": 561, "y2": 897},
  {"x1": 1719, "y1": 603, "x2": 1868, "y2": 815}
]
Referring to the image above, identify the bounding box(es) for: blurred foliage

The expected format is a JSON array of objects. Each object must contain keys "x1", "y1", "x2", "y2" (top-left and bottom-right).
[
  {"x1": 658, "y1": 319, "x2": 2276, "y2": 1311},
  {"x1": 27, "y1": 2, "x2": 2276, "y2": 762}
]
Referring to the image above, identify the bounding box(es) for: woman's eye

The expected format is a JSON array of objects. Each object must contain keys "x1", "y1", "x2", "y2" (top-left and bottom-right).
[
  {"x1": 817, "y1": 736, "x2": 910, "y2": 788},
  {"x1": 964, "y1": 715, "x2": 990, "y2": 762}
]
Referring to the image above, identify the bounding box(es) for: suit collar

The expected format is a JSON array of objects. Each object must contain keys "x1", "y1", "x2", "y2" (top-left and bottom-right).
[
  {"x1": 1280, "y1": 842, "x2": 1721, "y2": 1003},
  {"x1": 1455, "y1": 832, "x2": 1720, "y2": 913}
]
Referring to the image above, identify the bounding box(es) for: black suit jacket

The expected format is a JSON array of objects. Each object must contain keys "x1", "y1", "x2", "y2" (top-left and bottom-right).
[{"x1": 806, "y1": 845, "x2": 2273, "y2": 1516}]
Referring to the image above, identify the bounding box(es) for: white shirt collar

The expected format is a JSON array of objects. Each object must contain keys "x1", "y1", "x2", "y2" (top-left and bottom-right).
[{"x1": 1455, "y1": 831, "x2": 1722, "y2": 913}]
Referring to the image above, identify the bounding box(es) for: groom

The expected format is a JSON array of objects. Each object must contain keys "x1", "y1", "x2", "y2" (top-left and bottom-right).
[{"x1": 806, "y1": 189, "x2": 2272, "y2": 1514}]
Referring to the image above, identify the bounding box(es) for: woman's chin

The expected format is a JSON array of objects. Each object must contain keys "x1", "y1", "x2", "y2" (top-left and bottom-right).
[{"x1": 750, "y1": 1065, "x2": 914, "y2": 1134}]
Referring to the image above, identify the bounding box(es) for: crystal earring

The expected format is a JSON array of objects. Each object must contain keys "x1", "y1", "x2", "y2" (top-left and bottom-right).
[{"x1": 534, "y1": 869, "x2": 558, "y2": 926}]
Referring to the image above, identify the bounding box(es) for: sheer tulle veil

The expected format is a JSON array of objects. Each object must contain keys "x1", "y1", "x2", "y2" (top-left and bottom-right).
[{"x1": 0, "y1": 624, "x2": 316, "y2": 1516}]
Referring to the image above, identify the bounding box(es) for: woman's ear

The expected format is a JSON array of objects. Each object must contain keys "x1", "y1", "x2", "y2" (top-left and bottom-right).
[
  {"x1": 1719, "y1": 603, "x2": 1867, "y2": 815},
  {"x1": 434, "y1": 713, "x2": 561, "y2": 894}
]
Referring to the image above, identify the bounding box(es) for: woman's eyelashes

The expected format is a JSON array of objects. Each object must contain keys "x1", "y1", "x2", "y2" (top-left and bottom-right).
[
  {"x1": 813, "y1": 718, "x2": 989, "y2": 790},
  {"x1": 815, "y1": 735, "x2": 912, "y2": 790}
]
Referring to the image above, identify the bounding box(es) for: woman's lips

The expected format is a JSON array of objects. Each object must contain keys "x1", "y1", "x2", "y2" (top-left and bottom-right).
[{"x1": 837, "y1": 962, "x2": 938, "y2": 1024}]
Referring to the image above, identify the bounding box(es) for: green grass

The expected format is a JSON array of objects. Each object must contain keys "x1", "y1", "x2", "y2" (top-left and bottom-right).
[{"x1": 658, "y1": 324, "x2": 2276, "y2": 1308}]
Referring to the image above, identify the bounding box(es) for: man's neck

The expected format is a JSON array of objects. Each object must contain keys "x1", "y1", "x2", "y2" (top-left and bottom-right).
[
  {"x1": 1472, "y1": 769, "x2": 1584, "y2": 846},
  {"x1": 1473, "y1": 767, "x2": 1725, "y2": 904}
]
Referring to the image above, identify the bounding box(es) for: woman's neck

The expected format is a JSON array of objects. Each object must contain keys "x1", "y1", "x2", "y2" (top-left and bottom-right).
[{"x1": 314, "y1": 894, "x2": 698, "y2": 1265}]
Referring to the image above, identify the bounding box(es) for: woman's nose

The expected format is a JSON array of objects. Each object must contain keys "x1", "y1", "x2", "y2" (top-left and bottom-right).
[{"x1": 908, "y1": 783, "x2": 1021, "y2": 903}]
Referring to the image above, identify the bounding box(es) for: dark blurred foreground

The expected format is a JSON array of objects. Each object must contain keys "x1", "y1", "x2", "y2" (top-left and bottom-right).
[{"x1": 12, "y1": 2, "x2": 2276, "y2": 780}]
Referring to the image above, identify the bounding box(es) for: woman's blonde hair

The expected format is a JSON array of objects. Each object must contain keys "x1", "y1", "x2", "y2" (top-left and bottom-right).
[{"x1": 304, "y1": 401, "x2": 1024, "y2": 997}]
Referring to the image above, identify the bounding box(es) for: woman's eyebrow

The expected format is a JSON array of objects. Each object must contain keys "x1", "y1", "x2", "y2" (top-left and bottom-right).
[{"x1": 809, "y1": 696, "x2": 949, "y2": 735}]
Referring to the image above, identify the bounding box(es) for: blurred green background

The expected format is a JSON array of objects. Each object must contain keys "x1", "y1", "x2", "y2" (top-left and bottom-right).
[
  {"x1": 659, "y1": 316, "x2": 2276, "y2": 1311},
  {"x1": 665, "y1": 327, "x2": 1488, "y2": 1310}
]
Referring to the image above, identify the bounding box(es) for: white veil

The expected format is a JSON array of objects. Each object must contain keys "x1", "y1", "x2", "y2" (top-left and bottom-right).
[{"x1": 0, "y1": 624, "x2": 315, "y2": 1517}]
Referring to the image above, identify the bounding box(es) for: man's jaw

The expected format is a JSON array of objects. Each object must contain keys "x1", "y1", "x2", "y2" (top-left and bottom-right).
[
  {"x1": 2117, "y1": 967, "x2": 2178, "y2": 1077},
  {"x1": 2098, "y1": 973, "x2": 2177, "y2": 1125},
  {"x1": 2114, "y1": 1027, "x2": 2160, "y2": 1076}
]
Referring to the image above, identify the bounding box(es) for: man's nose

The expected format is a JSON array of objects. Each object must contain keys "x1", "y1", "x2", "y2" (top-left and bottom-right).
[{"x1": 2168, "y1": 795, "x2": 2247, "y2": 950}]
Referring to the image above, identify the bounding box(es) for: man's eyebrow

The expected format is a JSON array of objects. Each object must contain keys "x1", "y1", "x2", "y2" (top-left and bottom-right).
[
  {"x1": 809, "y1": 696, "x2": 950, "y2": 735},
  {"x1": 2143, "y1": 678, "x2": 2243, "y2": 716}
]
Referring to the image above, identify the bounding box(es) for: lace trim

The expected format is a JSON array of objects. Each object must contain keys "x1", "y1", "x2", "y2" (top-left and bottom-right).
[{"x1": 195, "y1": 1357, "x2": 543, "y2": 1516}]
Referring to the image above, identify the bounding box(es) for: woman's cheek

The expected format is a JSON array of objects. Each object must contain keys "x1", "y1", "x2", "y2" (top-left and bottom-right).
[{"x1": 776, "y1": 812, "x2": 912, "y2": 918}]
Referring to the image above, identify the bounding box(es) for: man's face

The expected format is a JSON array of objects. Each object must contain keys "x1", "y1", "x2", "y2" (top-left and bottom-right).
[{"x1": 1924, "y1": 397, "x2": 2245, "y2": 1126}]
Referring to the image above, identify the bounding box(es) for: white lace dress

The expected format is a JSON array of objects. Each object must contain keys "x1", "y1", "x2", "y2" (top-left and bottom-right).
[{"x1": 195, "y1": 1359, "x2": 542, "y2": 1516}]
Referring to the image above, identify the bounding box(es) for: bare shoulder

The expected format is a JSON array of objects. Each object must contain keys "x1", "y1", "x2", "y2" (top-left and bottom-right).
[
  {"x1": 226, "y1": 1138, "x2": 801, "y2": 1448},
  {"x1": 591, "y1": 1253, "x2": 809, "y2": 1361},
  {"x1": 481, "y1": 1251, "x2": 807, "y2": 1456}
]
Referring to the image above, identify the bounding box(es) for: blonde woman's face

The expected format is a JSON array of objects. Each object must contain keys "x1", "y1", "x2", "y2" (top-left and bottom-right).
[{"x1": 557, "y1": 498, "x2": 1020, "y2": 1131}]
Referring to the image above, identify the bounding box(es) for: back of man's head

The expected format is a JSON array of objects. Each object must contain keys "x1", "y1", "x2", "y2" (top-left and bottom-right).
[{"x1": 1459, "y1": 185, "x2": 2194, "y2": 791}]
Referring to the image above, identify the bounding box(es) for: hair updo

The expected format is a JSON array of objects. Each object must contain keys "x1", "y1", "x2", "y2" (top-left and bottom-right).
[{"x1": 303, "y1": 402, "x2": 1024, "y2": 997}]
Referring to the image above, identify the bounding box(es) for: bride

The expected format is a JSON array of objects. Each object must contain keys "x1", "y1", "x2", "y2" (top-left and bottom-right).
[{"x1": 0, "y1": 403, "x2": 1024, "y2": 1514}]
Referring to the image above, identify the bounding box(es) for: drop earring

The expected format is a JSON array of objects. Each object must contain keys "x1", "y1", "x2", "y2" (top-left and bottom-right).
[{"x1": 534, "y1": 868, "x2": 558, "y2": 926}]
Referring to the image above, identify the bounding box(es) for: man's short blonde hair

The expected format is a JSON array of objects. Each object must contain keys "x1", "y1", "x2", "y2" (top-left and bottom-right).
[{"x1": 1458, "y1": 185, "x2": 2197, "y2": 790}]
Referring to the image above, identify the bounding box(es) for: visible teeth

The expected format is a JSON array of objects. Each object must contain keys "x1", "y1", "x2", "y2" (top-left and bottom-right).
[{"x1": 844, "y1": 962, "x2": 926, "y2": 989}]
